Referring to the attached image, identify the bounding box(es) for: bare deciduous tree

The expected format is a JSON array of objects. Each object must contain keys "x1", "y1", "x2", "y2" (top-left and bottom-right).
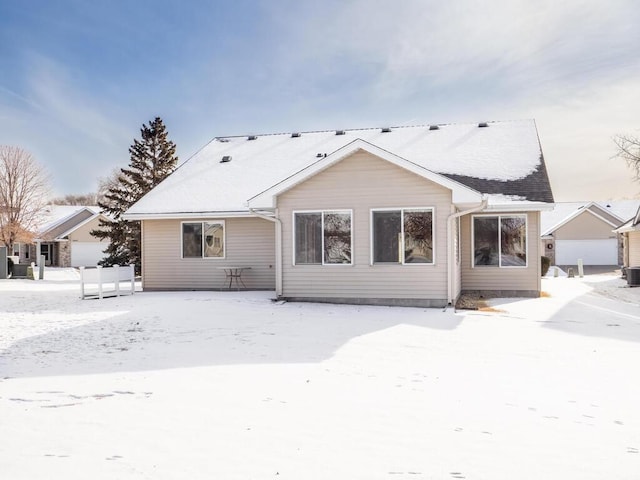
[
  {"x1": 614, "y1": 134, "x2": 640, "y2": 179},
  {"x1": 0, "y1": 146, "x2": 51, "y2": 251},
  {"x1": 51, "y1": 193, "x2": 99, "y2": 206}
]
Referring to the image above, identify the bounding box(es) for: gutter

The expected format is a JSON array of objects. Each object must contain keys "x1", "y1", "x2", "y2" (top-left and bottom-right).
[
  {"x1": 249, "y1": 208, "x2": 283, "y2": 297},
  {"x1": 446, "y1": 197, "x2": 488, "y2": 305}
]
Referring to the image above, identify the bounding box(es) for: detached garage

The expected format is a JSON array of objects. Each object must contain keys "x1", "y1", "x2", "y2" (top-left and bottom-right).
[
  {"x1": 31, "y1": 206, "x2": 111, "y2": 268},
  {"x1": 71, "y1": 241, "x2": 108, "y2": 267},
  {"x1": 555, "y1": 239, "x2": 618, "y2": 265},
  {"x1": 541, "y1": 201, "x2": 638, "y2": 266}
]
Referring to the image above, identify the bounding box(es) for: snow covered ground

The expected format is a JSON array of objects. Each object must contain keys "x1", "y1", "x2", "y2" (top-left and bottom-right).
[{"x1": 1, "y1": 269, "x2": 639, "y2": 479}]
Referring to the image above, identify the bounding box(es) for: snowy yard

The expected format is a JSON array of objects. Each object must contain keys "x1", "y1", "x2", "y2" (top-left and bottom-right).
[{"x1": 1, "y1": 270, "x2": 639, "y2": 479}]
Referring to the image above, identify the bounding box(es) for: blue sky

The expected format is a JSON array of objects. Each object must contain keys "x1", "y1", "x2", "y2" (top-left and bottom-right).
[{"x1": 1, "y1": 0, "x2": 639, "y2": 201}]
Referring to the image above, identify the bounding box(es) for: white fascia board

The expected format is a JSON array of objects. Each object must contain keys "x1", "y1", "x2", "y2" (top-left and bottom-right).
[
  {"x1": 542, "y1": 204, "x2": 619, "y2": 236},
  {"x1": 484, "y1": 202, "x2": 554, "y2": 212},
  {"x1": 247, "y1": 139, "x2": 483, "y2": 208},
  {"x1": 55, "y1": 213, "x2": 104, "y2": 239},
  {"x1": 614, "y1": 220, "x2": 637, "y2": 233},
  {"x1": 122, "y1": 211, "x2": 259, "y2": 221}
]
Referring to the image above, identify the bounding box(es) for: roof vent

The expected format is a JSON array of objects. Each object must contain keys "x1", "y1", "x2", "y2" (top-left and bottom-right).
[
  {"x1": 316, "y1": 153, "x2": 324, "y2": 158},
  {"x1": 217, "y1": 137, "x2": 230, "y2": 143},
  {"x1": 429, "y1": 125, "x2": 440, "y2": 131},
  {"x1": 478, "y1": 122, "x2": 489, "y2": 128},
  {"x1": 381, "y1": 127, "x2": 392, "y2": 133},
  {"x1": 220, "y1": 155, "x2": 232, "y2": 163},
  {"x1": 291, "y1": 132, "x2": 301, "y2": 138},
  {"x1": 247, "y1": 135, "x2": 257, "y2": 141},
  {"x1": 335, "y1": 130, "x2": 345, "y2": 135}
]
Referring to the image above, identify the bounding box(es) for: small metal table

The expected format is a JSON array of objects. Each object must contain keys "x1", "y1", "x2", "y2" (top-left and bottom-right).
[{"x1": 217, "y1": 266, "x2": 251, "y2": 290}]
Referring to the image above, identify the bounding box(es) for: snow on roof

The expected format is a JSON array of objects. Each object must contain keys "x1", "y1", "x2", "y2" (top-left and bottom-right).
[
  {"x1": 126, "y1": 120, "x2": 547, "y2": 216},
  {"x1": 37, "y1": 205, "x2": 101, "y2": 236},
  {"x1": 541, "y1": 200, "x2": 640, "y2": 235}
]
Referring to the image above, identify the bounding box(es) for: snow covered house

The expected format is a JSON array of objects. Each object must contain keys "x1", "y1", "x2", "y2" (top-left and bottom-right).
[
  {"x1": 124, "y1": 120, "x2": 554, "y2": 307},
  {"x1": 540, "y1": 201, "x2": 639, "y2": 266},
  {"x1": 13, "y1": 205, "x2": 111, "y2": 267},
  {"x1": 614, "y1": 204, "x2": 640, "y2": 269}
]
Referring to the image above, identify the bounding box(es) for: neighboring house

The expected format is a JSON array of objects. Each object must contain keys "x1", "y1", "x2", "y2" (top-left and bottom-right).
[
  {"x1": 614, "y1": 206, "x2": 640, "y2": 268},
  {"x1": 13, "y1": 205, "x2": 111, "y2": 267},
  {"x1": 540, "y1": 201, "x2": 639, "y2": 266},
  {"x1": 124, "y1": 120, "x2": 554, "y2": 307}
]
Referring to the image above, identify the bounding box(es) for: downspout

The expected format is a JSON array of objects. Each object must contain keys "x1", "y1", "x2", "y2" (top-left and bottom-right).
[
  {"x1": 447, "y1": 196, "x2": 488, "y2": 305},
  {"x1": 249, "y1": 208, "x2": 282, "y2": 298}
]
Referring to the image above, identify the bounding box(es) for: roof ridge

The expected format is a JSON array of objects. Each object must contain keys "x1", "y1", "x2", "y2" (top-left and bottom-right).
[{"x1": 212, "y1": 118, "x2": 536, "y2": 141}]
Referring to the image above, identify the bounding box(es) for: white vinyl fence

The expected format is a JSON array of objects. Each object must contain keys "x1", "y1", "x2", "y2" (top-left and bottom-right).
[{"x1": 80, "y1": 265, "x2": 136, "y2": 299}]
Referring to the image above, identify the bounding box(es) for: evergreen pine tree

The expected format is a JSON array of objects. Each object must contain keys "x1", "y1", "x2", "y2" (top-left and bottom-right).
[{"x1": 92, "y1": 117, "x2": 178, "y2": 272}]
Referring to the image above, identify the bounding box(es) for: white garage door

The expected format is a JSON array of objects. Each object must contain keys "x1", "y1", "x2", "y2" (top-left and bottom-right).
[
  {"x1": 71, "y1": 242, "x2": 108, "y2": 267},
  {"x1": 555, "y1": 239, "x2": 618, "y2": 265}
]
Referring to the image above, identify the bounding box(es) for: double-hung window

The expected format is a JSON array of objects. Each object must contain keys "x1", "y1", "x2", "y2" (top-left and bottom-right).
[
  {"x1": 371, "y1": 208, "x2": 434, "y2": 264},
  {"x1": 473, "y1": 215, "x2": 527, "y2": 267},
  {"x1": 182, "y1": 221, "x2": 225, "y2": 258},
  {"x1": 294, "y1": 210, "x2": 352, "y2": 265}
]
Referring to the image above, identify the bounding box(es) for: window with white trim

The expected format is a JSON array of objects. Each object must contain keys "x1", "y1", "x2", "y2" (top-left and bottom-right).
[
  {"x1": 371, "y1": 208, "x2": 434, "y2": 264},
  {"x1": 473, "y1": 215, "x2": 527, "y2": 267},
  {"x1": 294, "y1": 211, "x2": 352, "y2": 265},
  {"x1": 182, "y1": 221, "x2": 225, "y2": 258}
]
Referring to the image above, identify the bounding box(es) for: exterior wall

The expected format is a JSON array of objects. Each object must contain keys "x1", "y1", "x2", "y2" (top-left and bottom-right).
[
  {"x1": 277, "y1": 151, "x2": 452, "y2": 305},
  {"x1": 68, "y1": 216, "x2": 107, "y2": 242},
  {"x1": 546, "y1": 210, "x2": 621, "y2": 265},
  {"x1": 460, "y1": 211, "x2": 541, "y2": 293},
  {"x1": 541, "y1": 237, "x2": 555, "y2": 264},
  {"x1": 628, "y1": 231, "x2": 640, "y2": 267},
  {"x1": 554, "y1": 211, "x2": 617, "y2": 240},
  {"x1": 59, "y1": 242, "x2": 71, "y2": 267},
  {"x1": 141, "y1": 217, "x2": 276, "y2": 290}
]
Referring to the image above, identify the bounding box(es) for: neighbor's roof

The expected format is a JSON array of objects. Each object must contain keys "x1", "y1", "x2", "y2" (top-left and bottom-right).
[
  {"x1": 125, "y1": 119, "x2": 553, "y2": 218},
  {"x1": 541, "y1": 200, "x2": 640, "y2": 236},
  {"x1": 37, "y1": 205, "x2": 105, "y2": 240}
]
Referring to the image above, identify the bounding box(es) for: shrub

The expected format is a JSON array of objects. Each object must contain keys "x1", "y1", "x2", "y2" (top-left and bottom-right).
[{"x1": 541, "y1": 256, "x2": 551, "y2": 276}]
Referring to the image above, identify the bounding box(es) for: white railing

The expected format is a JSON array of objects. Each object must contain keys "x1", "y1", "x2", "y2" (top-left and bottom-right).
[{"x1": 79, "y1": 264, "x2": 136, "y2": 299}]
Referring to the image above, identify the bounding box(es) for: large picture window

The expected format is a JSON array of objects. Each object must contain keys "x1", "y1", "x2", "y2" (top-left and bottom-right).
[
  {"x1": 182, "y1": 221, "x2": 225, "y2": 258},
  {"x1": 294, "y1": 211, "x2": 352, "y2": 265},
  {"x1": 371, "y1": 208, "x2": 434, "y2": 264},
  {"x1": 473, "y1": 215, "x2": 527, "y2": 267}
]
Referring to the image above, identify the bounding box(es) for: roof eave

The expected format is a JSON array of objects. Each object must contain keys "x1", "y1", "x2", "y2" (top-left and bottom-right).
[
  {"x1": 123, "y1": 210, "x2": 258, "y2": 221},
  {"x1": 485, "y1": 202, "x2": 555, "y2": 212},
  {"x1": 247, "y1": 138, "x2": 483, "y2": 208}
]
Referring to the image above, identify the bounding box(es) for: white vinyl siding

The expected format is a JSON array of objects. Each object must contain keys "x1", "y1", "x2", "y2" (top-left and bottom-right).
[
  {"x1": 141, "y1": 217, "x2": 275, "y2": 290},
  {"x1": 278, "y1": 151, "x2": 450, "y2": 301},
  {"x1": 628, "y1": 232, "x2": 640, "y2": 267}
]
